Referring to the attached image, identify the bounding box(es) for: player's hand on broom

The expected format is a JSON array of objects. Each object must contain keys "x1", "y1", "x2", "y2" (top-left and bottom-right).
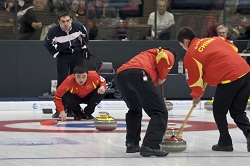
[
  {"x1": 83, "y1": 49, "x2": 94, "y2": 60},
  {"x1": 59, "y1": 110, "x2": 67, "y2": 121},
  {"x1": 193, "y1": 98, "x2": 200, "y2": 107},
  {"x1": 192, "y1": 83, "x2": 207, "y2": 107}
]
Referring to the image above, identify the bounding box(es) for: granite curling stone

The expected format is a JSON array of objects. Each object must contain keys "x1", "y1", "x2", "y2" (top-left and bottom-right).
[{"x1": 94, "y1": 112, "x2": 117, "y2": 131}]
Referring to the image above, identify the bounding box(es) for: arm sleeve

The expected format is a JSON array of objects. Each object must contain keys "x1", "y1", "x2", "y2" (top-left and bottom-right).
[
  {"x1": 98, "y1": 75, "x2": 107, "y2": 88},
  {"x1": 44, "y1": 28, "x2": 58, "y2": 55},
  {"x1": 53, "y1": 80, "x2": 69, "y2": 112},
  {"x1": 147, "y1": 13, "x2": 154, "y2": 25},
  {"x1": 147, "y1": 13, "x2": 155, "y2": 36},
  {"x1": 80, "y1": 24, "x2": 89, "y2": 51},
  {"x1": 22, "y1": 10, "x2": 36, "y2": 26},
  {"x1": 169, "y1": 14, "x2": 175, "y2": 25},
  {"x1": 156, "y1": 50, "x2": 172, "y2": 80},
  {"x1": 82, "y1": 24, "x2": 89, "y2": 43},
  {"x1": 184, "y1": 55, "x2": 204, "y2": 98}
]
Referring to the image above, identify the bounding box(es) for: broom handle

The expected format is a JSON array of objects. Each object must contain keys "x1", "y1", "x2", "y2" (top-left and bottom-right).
[
  {"x1": 176, "y1": 82, "x2": 208, "y2": 138},
  {"x1": 161, "y1": 84, "x2": 164, "y2": 97}
]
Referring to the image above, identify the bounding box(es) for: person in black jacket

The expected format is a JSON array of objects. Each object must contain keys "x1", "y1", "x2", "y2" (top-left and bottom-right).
[
  {"x1": 44, "y1": 10, "x2": 89, "y2": 118},
  {"x1": 242, "y1": 39, "x2": 250, "y2": 65},
  {"x1": 18, "y1": 0, "x2": 57, "y2": 40}
]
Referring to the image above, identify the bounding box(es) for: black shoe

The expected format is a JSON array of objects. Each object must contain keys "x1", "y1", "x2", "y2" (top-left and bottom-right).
[
  {"x1": 247, "y1": 134, "x2": 250, "y2": 152},
  {"x1": 82, "y1": 113, "x2": 94, "y2": 119},
  {"x1": 74, "y1": 114, "x2": 82, "y2": 120},
  {"x1": 126, "y1": 142, "x2": 140, "y2": 153},
  {"x1": 52, "y1": 111, "x2": 59, "y2": 118},
  {"x1": 140, "y1": 145, "x2": 169, "y2": 157},
  {"x1": 67, "y1": 111, "x2": 75, "y2": 117},
  {"x1": 65, "y1": 107, "x2": 75, "y2": 117},
  {"x1": 212, "y1": 144, "x2": 234, "y2": 152}
]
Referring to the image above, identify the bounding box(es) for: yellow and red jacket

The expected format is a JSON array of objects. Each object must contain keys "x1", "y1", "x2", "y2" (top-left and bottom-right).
[
  {"x1": 117, "y1": 48, "x2": 175, "y2": 86},
  {"x1": 184, "y1": 37, "x2": 250, "y2": 98},
  {"x1": 54, "y1": 71, "x2": 106, "y2": 112}
]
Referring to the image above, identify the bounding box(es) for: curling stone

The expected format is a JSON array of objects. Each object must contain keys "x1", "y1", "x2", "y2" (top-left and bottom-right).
[
  {"x1": 204, "y1": 99, "x2": 213, "y2": 111},
  {"x1": 163, "y1": 127, "x2": 183, "y2": 139},
  {"x1": 246, "y1": 98, "x2": 250, "y2": 110},
  {"x1": 205, "y1": 98, "x2": 250, "y2": 111},
  {"x1": 94, "y1": 112, "x2": 117, "y2": 131},
  {"x1": 164, "y1": 99, "x2": 173, "y2": 111},
  {"x1": 160, "y1": 137, "x2": 187, "y2": 152},
  {"x1": 160, "y1": 124, "x2": 186, "y2": 152}
]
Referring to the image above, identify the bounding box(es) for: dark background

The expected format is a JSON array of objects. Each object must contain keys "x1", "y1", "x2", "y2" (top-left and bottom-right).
[{"x1": 0, "y1": 40, "x2": 247, "y2": 100}]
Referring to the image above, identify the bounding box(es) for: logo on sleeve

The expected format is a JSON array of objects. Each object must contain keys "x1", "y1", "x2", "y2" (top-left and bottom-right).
[{"x1": 100, "y1": 76, "x2": 105, "y2": 82}]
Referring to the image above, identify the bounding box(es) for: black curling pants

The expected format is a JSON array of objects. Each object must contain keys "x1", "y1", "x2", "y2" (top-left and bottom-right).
[
  {"x1": 213, "y1": 72, "x2": 250, "y2": 146},
  {"x1": 62, "y1": 88, "x2": 105, "y2": 115},
  {"x1": 56, "y1": 51, "x2": 84, "y2": 87},
  {"x1": 115, "y1": 69, "x2": 168, "y2": 149}
]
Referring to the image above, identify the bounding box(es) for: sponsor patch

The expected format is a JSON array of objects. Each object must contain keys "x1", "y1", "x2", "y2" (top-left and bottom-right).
[{"x1": 100, "y1": 76, "x2": 105, "y2": 82}]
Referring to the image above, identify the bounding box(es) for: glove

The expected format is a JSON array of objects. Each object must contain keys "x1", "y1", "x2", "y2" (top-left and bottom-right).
[{"x1": 83, "y1": 49, "x2": 94, "y2": 60}]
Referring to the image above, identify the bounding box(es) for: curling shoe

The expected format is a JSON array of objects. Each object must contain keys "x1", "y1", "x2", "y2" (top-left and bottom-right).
[
  {"x1": 79, "y1": 108, "x2": 94, "y2": 119},
  {"x1": 67, "y1": 111, "x2": 75, "y2": 117},
  {"x1": 82, "y1": 113, "x2": 94, "y2": 119},
  {"x1": 140, "y1": 145, "x2": 169, "y2": 157},
  {"x1": 247, "y1": 134, "x2": 250, "y2": 152},
  {"x1": 52, "y1": 111, "x2": 60, "y2": 118},
  {"x1": 74, "y1": 109, "x2": 84, "y2": 120},
  {"x1": 73, "y1": 113, "x2": 82, "y2": 120},
  {"x1": 66, "y1": 110, "x2": 75, "y2": 117},
  {"x1": 212, "y1": 144, "x2": 234, "y2": 152},
  {"x1": 126, "y1": 142, "x2": 140, "y2": 153}
]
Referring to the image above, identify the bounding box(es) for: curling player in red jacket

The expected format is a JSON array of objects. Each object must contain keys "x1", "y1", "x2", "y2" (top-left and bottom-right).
[
  {"x1": 115, "y1": 47, "x2": 176, "y2": 157},
  {"x1": 177, "y1": 26, "x2": 250, "y2": 152},
  {"x1": 54, "y1": 65, "x2": 106, "y2": 121}
]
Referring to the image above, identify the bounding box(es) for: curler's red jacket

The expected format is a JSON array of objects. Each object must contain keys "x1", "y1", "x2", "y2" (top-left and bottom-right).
[{"x1": 184, "y1": 37, "x2": 250, "y2": 98}]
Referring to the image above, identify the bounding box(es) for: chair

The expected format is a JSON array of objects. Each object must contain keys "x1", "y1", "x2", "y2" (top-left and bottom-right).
[
  {"x1": 158, "y1": 25, "x2": 176, "y2": 40},
  {"x1": 96, "y1": 62, "x2": 116, "y2": 95}
]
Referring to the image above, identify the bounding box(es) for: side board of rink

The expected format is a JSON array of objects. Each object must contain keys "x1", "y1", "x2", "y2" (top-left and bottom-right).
[{"x1": 239, "y1": 53, "x2": 250, "y2": 56}]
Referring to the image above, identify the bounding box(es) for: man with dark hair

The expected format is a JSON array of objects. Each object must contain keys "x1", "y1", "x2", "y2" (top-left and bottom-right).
[
  {"x1": 115, "y1": 47, "x2": 176, "y2": 157},
  {"x1": 176, "y1": 26, "x2": 250, "y2": 152},
  {"x1": 44, "y1": 10, "x2": 89, "y2": 118},
  {"x1": 54, "y1": 65, "x2": 106, "y2": 121}
]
